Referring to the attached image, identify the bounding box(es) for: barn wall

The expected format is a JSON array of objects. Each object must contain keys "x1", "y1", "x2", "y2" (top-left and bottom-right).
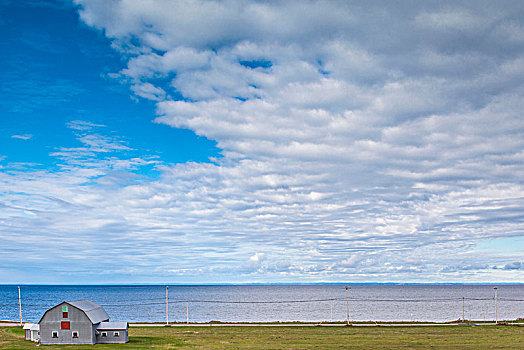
[
  {"x1": 96, "y1": 329, "x2": 129, "y2": 343},
  {"x1": 39, "y1": 303, "x2": 94, "y2": 345}
]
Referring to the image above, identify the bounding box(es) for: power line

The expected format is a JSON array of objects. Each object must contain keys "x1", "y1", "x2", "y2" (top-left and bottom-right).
[{"x1": 9, "y1": 296, "x2": 524, "y2": 308}]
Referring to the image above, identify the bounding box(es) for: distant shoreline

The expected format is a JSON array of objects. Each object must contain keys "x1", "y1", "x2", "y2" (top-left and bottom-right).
[{"x1": 2, "y1": 282, "x2": 523, "y2": 286}]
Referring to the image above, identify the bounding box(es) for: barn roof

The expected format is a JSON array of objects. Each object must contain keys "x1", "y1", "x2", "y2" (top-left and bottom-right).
[
  {"x1": 23, "y1": 323, "x2": 39, "y2": 330},
  {"x1": 68, "y1": 299, "x2": 109, "y2": 324},
  {"x1": 97, "y1": 321, "x2": 128, "y2": 330},
  {"x1": 38, "y1": 299, "x2": 109, "y2": 325}
]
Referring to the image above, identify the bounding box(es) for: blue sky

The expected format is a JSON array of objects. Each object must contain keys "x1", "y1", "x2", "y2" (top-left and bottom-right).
[
  {"x1": 1, "y1": 0, "x2": 523, "y2": 284},
  {"x1": 0, "y1": 0, "x2": 219, "y2": 170}
]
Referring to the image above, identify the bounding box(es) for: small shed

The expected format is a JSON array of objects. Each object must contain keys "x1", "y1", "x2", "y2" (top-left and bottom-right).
[
  {"x1": 23, "y1": 323, "x2": 40, "y2": 342},
  {"x1": 38, "y1": 299, "x2": 128, "y2": 345},
  {"x1": 96, "y1": 321, "x2": 129, "y2": 343}
]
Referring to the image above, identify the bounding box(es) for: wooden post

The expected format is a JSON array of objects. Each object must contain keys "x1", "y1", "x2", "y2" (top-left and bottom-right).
[
  {"x1": 187, "y1": 300, "x2": 189, "y2": 324},
  {"x1": 166, "y1": 286, "x2": 169, "y2": 325},
  {"x1": 345, "y1": 286, "x2": 350, "y2": 326},
  {"x1": 18, "y1": 286, "x2": 22, "y2": 326},
  {"x1": 462, "y1": 297, "x2": 465, "y2": 322},
  {"x1": 494, "y1": 287, "x2": 498, "y2": 324},
  {"x1": 331, "y1": 299, "x2": 333, "y2": 322}
]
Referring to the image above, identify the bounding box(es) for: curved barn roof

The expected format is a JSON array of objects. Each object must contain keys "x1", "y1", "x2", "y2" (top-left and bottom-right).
[
  {"x1": 39, "y1": 299, "x2": 109, "y2": 324},
  {"x1": 68, "y1": 299, "x2": 109, "y2": 324}
]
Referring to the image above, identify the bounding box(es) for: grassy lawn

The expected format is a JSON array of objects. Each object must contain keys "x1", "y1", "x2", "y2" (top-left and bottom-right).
[{"x1": 1, "y1": 325, "x2": 523, "y2": 349}]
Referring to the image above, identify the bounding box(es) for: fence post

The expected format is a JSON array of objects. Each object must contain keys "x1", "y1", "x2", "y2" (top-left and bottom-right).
[
  {"x1": 166, "y1": 286, "x2": 169, "y2": 325},
  {"x1": 345, "y1": 286, "x2": 350, "y2": 325},
  {"x1": 18, "y1": 286, "x2": 23, "y2": 326}
]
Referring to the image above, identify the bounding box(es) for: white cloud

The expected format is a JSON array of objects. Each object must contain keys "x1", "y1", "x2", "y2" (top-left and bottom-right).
[
  {"x1": 502, "y1": 261, "x2": 522, "y2": 270},
  {"x1": 11, "y1": 134, "x2": 33, "y2": 140},
  {"x1": 131, "y1": 82, "x2": 166, "y2": 101},
  {"x1": 415, "y1": 8, "x2": 483, "y2": 33},
  {"x1": 1, "y1": 0, "x2": 522, "y2": 283},
  {"x1": 249, "y1": 253, "x2": 265, "y2": 263},
  {"x1": 77, "y1": 134, "x2": 133, "y2": 152},
  {"x1": 67, "y1": 120, "x2": 105, "y2": 131}
]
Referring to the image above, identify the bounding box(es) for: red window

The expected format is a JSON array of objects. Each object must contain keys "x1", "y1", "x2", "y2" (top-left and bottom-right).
[
  {"x1": 63, "y1": 312, "x2": 68, "y2": 318},
  {"x1": 61, "y1": 321, "x2": 70, "y2": 330}
]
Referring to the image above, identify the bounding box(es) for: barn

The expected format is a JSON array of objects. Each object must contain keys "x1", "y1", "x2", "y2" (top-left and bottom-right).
[{"x1": 38, "y1": 299, "x2": 128, "y2": 345}]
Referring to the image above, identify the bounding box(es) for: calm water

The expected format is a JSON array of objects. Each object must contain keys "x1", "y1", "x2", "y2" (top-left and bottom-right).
[{"x1": 0, "y1": 285, "x2": 522, "y2": 323}]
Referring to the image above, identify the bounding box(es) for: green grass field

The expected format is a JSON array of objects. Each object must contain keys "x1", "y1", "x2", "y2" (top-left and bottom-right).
[{"x1": 2, "y1": 325, "x2": 523, "y2": 349}]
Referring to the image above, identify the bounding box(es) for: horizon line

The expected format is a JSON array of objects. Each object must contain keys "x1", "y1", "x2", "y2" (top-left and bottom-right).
[{"x1": 3, "y1": 282, "x2": 523, "y2": 286}]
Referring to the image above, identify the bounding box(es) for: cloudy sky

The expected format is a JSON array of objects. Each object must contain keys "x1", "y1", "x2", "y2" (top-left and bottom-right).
[{"x1": 1, "y1": 0, "x2": 523, "y2": 284}]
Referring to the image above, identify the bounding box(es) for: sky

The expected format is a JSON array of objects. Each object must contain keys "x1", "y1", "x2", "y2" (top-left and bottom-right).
[{"x1": 0, "y1": 0, "x2": 523, "y2": 284}]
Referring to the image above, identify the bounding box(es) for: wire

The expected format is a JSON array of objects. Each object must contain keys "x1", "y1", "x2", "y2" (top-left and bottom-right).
[
  {"x1": 6, "y1": 292, "x2": 524, "y2": 310},
  {"x1": 9, "y1": 296, "x2": 524, "y2": 308}
]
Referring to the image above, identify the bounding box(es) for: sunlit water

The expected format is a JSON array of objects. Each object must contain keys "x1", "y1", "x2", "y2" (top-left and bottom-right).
[{"x1": 1, "y1": 285, "x2": 522, "y2": 323}]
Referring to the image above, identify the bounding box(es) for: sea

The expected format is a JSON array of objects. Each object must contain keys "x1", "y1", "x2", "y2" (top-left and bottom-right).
[{"x1": 1, "y1": 284, "x2": 522, "y2": 323}]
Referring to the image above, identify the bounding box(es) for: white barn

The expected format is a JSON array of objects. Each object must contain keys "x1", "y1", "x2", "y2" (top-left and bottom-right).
[{"x1": 38, "y1": 299, "x2": 128, "y2": 345}]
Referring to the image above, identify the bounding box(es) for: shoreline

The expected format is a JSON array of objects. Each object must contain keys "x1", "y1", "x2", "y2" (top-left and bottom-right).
[
  {"x1": 3, "y1": 320, "x2": 522, "y2": 327},
  {"x1": 3, "y1": 282, "x2": 523, "y2": 286}
]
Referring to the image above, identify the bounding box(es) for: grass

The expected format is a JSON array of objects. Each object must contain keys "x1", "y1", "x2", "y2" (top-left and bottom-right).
[{"x1": 1, "y1": 325, "x2": 523, "y2": 349}]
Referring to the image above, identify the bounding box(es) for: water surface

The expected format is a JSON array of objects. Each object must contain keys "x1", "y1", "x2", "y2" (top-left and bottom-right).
[{"x1": 1, "y1": 284, "x2": 522, "y2": 323}]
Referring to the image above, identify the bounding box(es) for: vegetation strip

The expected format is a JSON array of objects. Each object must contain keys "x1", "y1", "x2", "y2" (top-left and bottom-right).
[{"x1": 2, "y1": 325, "x2": 524, "y2": 349}]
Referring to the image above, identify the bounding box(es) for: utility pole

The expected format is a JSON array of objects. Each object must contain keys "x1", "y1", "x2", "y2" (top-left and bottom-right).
[
  {"x1": 331, "y1": 299, "x2": 333, "y2": 322},
  {"x1": 18, "y1": 286, "x2": 22, "y2": 326},
  {"x1": 166, "y1": 286, "x2": 169, "y2": 326},
  {"x1": 462, "y1": 296, "x2": 465, "y2": 322},
  {"x1": 345, "y1": 286, "x2": 350, "y2": 326},
  {"x1": 494, "y1": 287, "x2": 498, "y2": 325}
]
